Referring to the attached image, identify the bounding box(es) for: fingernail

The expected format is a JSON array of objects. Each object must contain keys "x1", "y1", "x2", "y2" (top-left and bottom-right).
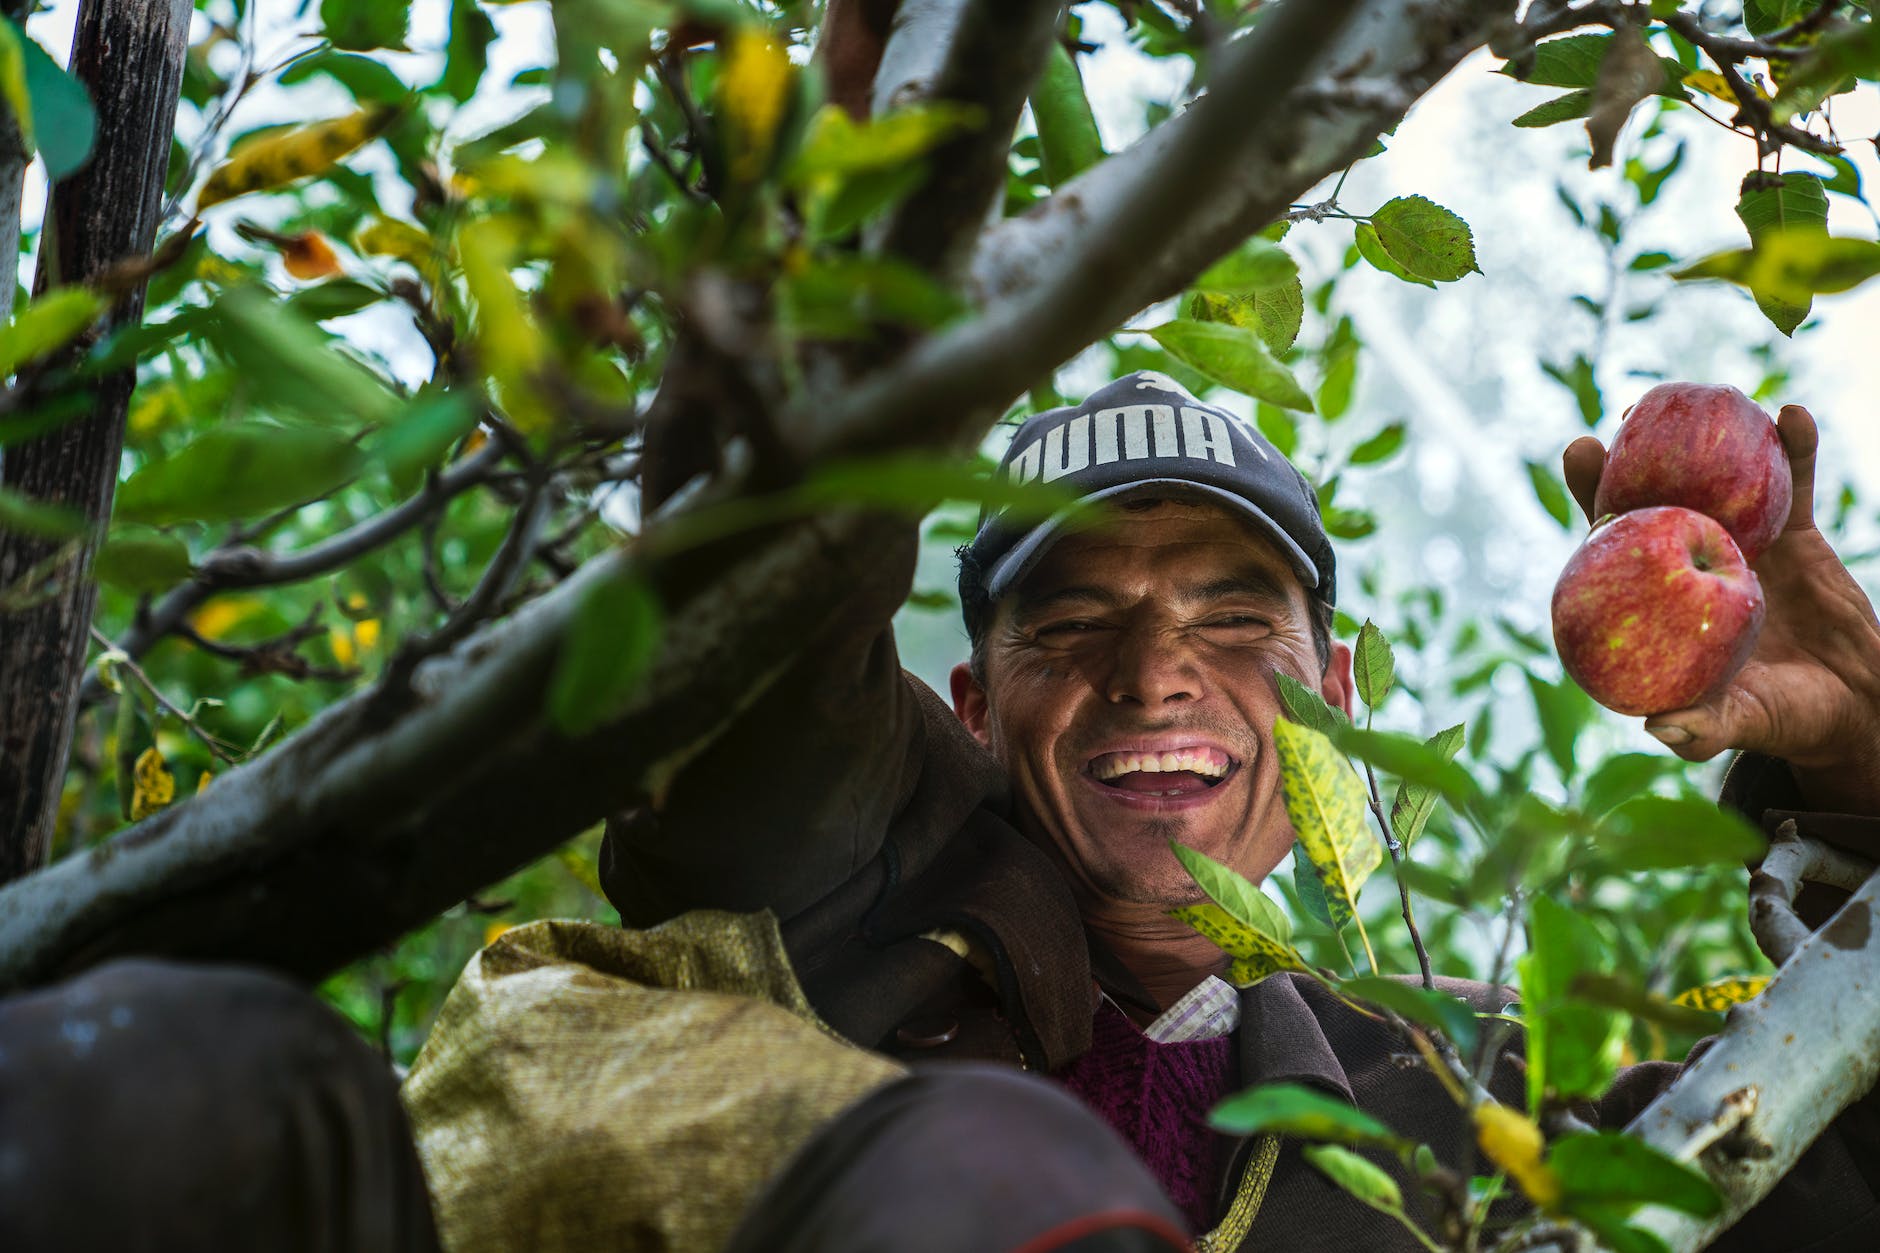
[{"x1": 1650, "y1": 725, "x2": 1692, "y2": 746}]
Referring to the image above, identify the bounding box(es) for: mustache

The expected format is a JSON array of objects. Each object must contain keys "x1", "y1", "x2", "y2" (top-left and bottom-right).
[{"x1": 1066, "y1": 713, "x2": 1259, "y2": 758}]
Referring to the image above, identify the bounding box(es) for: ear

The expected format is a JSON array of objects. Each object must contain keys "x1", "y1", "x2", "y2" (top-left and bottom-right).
[
  {"x1": 950, "y1": 662, "x2": 992, "y2": 747},
  {"x1": 1320, "y1": 640, "x2": 1355, "y2": 718}
]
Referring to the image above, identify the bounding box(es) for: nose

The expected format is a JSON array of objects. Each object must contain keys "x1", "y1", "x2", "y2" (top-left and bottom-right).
[{"x1": 1103, "y1": 623, "x2": 1202, "y2": 707}]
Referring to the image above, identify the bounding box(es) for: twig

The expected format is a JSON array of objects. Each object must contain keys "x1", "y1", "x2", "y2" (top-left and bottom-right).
[
  {"x1": 640, "y1": 126, "x2": 707, "y2": 202},
  {"x1": 1748, "y1": 819, "x2": 1876, "y2": 965},
  {"x1": 1362, "y1": 754, "x2": 1436, "y2": 990},
  {"x1": 89, "y1": 626, "x2": 246, "y2": 764}
]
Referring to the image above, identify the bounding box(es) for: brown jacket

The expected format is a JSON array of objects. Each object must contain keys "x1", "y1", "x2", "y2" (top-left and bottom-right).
[{"x1": 599, "y1": 525, "x2": 1880, "y2": 1249}]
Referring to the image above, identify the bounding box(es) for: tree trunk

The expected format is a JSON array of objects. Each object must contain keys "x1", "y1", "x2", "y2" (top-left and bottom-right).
[{"x1": 0, "y1": 0, "x2": 190, "y2": 885}]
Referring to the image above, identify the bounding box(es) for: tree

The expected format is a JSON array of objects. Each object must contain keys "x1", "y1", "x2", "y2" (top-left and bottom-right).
[{"x1": 2, "y1": 1, "x2": 1878, "y2": 1249}]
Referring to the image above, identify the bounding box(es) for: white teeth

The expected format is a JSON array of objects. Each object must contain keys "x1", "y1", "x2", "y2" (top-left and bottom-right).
[{"x1": 1090, "y1": 749, "x2": 1232, "y2": 781}]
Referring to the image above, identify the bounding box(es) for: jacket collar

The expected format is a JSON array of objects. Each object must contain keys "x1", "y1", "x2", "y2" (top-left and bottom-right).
[{"x1": 1236, "y1": 973, "x2": 1355, "y2": 1103}]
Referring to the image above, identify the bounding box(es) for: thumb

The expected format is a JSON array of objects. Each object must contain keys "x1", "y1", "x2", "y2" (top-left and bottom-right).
[
  {"x1": 1642, "y1": 686, "x2": 1766, "y2": 763},
  {"x1": 1776, "y1": 404, "x2": 1819, "y2": 533}
]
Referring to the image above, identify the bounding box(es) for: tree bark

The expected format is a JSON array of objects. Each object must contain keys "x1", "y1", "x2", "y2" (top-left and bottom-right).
[
  {"x1": 0, "y1": 0, "x2": 190, "y2": 885},
  {"x1": 0, "y1": 0, "x2": 30, "y2": 302}
]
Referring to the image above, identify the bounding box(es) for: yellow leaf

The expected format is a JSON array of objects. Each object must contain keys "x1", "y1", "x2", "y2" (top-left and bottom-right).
[
  {"x1": 1683, "y1": 69, "x2": 1763, "y2": 104},
  {"x1": 188, "y1": 596, "x2": 261, "y2": 640},
  {"x1": 1474, "y1": 1103, "x2": 1561, "y2": 1209},
  {"x1": 354, "y1": 215, "x2": 444, "y2": 284},
  {"x1": 196, "y1": 770, "x2": 213, "y2": 794},
  {"x1": 457, "y1": 214, "x2": 550, "y2": 431},
  {"x1": 1170, "y1": 902, "x2": 1305, "y2": 986},
  {"x1": 130, "y1": 747, "x2": 176, "y2": 821},
  {"x1": 717, "y1": 27, "x2": 792, "y2": 180},
  {"x1": 197, "y1": 105, "x2": 398, "y2": 210},
  {"x1": 1671, "y1": 974, "x2": 1770, "y2": 1011},
  {"x1": 556, "y1": 846, "x2": 605, "y2": 897},
  {"x1": 353, "y1": 618, "x2": 382, "y2": 650},
  {"x1": 0, "y1": 19, "x2": 30, "y2": 147},
  {"x1": 329, "y1": 624, "x2": 357, "y2": 668},
  {"x1": 1274, "y1": 717, "x2": 1379, "y2": 923},
  {"x1": 484, "y1": 920, "x2": 512, "y2": 946},
  {"x1": 279, "y1": 230, "x2": 344, "y2": 280}
]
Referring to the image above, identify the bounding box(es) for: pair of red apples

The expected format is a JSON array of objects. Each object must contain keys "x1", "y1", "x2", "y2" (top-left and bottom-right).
[{"x1": 1550, "y1": 382, "x2": 1791, "y2": 717}]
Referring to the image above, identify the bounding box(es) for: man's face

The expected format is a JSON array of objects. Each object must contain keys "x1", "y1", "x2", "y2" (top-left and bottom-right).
[{"x1": 951, "y1": 501, "x2": 1353, "y2": 908}]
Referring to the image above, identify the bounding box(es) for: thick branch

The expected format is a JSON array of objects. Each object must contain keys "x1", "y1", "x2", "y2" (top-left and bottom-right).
[
  {"x1": 873, "y1": 0, "x2": 1060, "y2": 277},
  {"x1": 0, "y1": 0, "x2": 191, "y2": 885},
  {"x1": 0, "y1": 512, "x2": 908, "y2": 988},
  {"x1": 1625, "y1": 870, "x2": 1880, "y2": 1251},
  {"x1": 786, "y1": 0, "x2": 1514, "y2": 458},
  {"x1": 1747, "y1": 821, "x2": 1876, "y2": 965}
]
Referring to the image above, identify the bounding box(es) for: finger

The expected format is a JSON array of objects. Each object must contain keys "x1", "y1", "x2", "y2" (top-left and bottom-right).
[
  {"x1": 1776, "y1": 404, "x2": 1819, "y2": 532},
  {"x1": 1562, "y1": 436, "x2": 1607, "y2": 526},
  {"x1": 1643, "y1": 687, "x2": 1764, "y2": 764}
]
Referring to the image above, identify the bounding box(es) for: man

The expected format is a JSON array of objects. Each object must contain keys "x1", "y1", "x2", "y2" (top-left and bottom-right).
[
  {"x1": 583, "y1": 371, "x2": 1880, "y2": 1249},
  {"x1": 6, "y1": 374, "x2": 1878, "y2": 1252}
]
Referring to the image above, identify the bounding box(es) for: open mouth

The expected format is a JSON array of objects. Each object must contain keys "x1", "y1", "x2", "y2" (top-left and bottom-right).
[{"x1": 1085, "y1": 746, "x2": 1238, "y2": 799}]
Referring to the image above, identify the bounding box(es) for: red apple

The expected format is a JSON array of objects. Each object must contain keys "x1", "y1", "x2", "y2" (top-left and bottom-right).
[
  {"x1": 1552, "y1": 506, "x2": 1765, "y2": 717},
  {"x1": 1593, "y1": 382, "x2": 1791, "y2": 562}
]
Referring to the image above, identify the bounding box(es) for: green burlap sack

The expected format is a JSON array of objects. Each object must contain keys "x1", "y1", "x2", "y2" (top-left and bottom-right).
[{"x1": 401, "y1": 911, "x2": 905, "y2": 1253}]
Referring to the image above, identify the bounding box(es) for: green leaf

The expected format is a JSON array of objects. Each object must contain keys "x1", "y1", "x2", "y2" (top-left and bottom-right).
[
  {"x1": 1317, "y1": 346, "x2": 1358, "y2": 423},
  {"x1": 802, "y1": 454, "x2": 1076, "y2": 517},
  {"x1": 1293, "y1": 854, "x2": 1343, "y2": 927},
  {"x1": 1541, "y1": 353, "x2": 1603, "y2": 427},
  {"x1": 93, "y1": 528, "x2": 193, "y2": 592},
  {"x1": 1526, "y1": 459, "x2": 1574, "y2": 528},
  {"x1": 547, "y1": 572, "x2": 662, "y2": 736},
  {"x1": 1340, "y1": 976, "x2": 1479, "y2": 1057},
  {"x1": 1498, "y1": 33, "x2": 1614, "y2": 87},
  {"x1": 1194, "y1": 239, "x2": 1299, "y2": 295},
  {"x1": 1737, "y1": 173, "x2": 1829, "y2": 336},
  {"x1": 286, "y1": 279, "x2": 387, "y2": 323},
  {"x1": 1578, "y1": 751, "x2": 1679, "y2": 818},
  {"x1": 1571, "y1": 1206, "x2": 1674, "y2": 1253},
  {"x1": 1348, "y1": 422, "x2": 1406, "y2": 466},
  {"x1": 1551, "y1": 1131, "x2": 1723, "y2": 1217},
  {"x1": 1172, "y1": 841, "x2": 1292, "y2": 943},
  {"x1": 1275, "y1": 718, "x2": 1379, "y2": 924},
  {"x1": 1303, "y1": 1144, "x2": 1403, "y2": 1211},
  {"x1": 1185, "y1": 280, "x2": 1305, "y2": 356},
  {"x1": 1148, "y1": 321, "x2": 1312, "y2": 412},
  {"x1": 1526, "y1": 672, "x2": 1596, "y2": 782},
  {"x1": 1815, "y1": 153, "x2": 1863, "y2": 198},
  {"x1": 1368, "y1": 196, "x2": 1481, "y2": 282},
  {"x1": 1674, "y1": 231, "x2": 1880, "y2": 306},
  {"x1": 321, "y1": 0, "x2": 411, "y2": 52},
  {"x1": 278, "y1": 51, "x2": 411, "y2": 105},
  {"x1": 1211, "y1": 1083, "x2": 1405, "y2": 1149},
  {"x1": 1331, "y1": 724, "x2": 1483, "y2": 815},
  {"x1": 207, "y1": 287, "x2": 400, "y2": 427},
  {"x1": 1771, "y1": 18, "x2": 1880, "y2": 124},
  {"x1": 1522, "y1": 895, "x2": 1627, "y2": 1107},
  {"x1": 18, "y1": 26, "x2": 96, "y2": 180},
  {"x1": 375, "y1": 392, "x2": 481, "y2": 495},
  {"x1": 1388, "y1": 723, "x2": 1466, "y2": 851},
  {"x1": 790, "y1": 100, "x2": 979, "y2": 181},
  {"x1": 1169, "y1": 902, "x2": 1305, "y2": 984},
  {"x1": 1353, "y1": 221, "x2": 1434, "y2": 287},
  {"x1": 0, "y1": 485, "x2": 85, "y2": 538},
  {"x1": 1276, "y1": 671, "x2": 1349, "y2": 739},
  {"x1": 443, "y1": 0, "x2": 496, "y2": 103},
  {"x1": 0, "y1": 286, "x2": 106, "y2": 376},
  {"x1": 1595, "y1": 794, "x2": 1767, "y2": 870},
  {"x1": 1030, "y1": 41, "x2": 1104, "y2": 187},
  {"x1": 116, "y1": 425, "x2": 365, "y2": 525},
  {"x1": 1513, "y1": 89, "x2": 1595, "y2": 128},
  {"x1": 1353, "y1": 620, "x2": 1394, "y2": 709},
  {"x1": 1568, "y1": 971, "x2": 1725, "y2": 1035}
]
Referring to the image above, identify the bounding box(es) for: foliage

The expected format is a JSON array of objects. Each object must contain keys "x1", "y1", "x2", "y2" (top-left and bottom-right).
[{"x1": 4, "y1": 4, "x2": 1880, "y2": 1242}]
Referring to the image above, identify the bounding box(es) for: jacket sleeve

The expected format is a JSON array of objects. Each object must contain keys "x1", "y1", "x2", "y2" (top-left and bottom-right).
[{"x1": 598, "y1": 518, "x2": 935, "y2": 928}]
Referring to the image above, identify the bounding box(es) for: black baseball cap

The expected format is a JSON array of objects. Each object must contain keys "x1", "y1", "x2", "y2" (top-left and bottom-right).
[{"x1": 965, "y1": 371, "x2": 1336, "y2": 611}]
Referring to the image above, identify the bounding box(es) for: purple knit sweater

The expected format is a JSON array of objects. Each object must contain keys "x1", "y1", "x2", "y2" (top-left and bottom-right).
[{"x1": 1054, "y1": 997, "x2": 1235, "y2": 1232}]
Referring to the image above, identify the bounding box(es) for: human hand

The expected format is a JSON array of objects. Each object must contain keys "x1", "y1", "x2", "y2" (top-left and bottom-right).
[{"x1": 1563, "y1": 405, "x2": 1880, "y2": 815}]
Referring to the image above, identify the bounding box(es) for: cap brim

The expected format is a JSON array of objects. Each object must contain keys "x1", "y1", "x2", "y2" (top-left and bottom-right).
[{"x1": 982, "y1": 480, "x2": 1323, "y2": 603}]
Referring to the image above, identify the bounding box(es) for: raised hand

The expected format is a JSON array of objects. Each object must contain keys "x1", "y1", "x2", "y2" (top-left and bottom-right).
[{"x1": 1563, "y1": 405, "x2": 1880, "y2": 816}]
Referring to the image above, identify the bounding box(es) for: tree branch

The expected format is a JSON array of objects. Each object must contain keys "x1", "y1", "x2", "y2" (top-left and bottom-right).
[
  {"x1": 1748, "y1": 820, "x2": 1876, "y2": 965},
  {"x1": 786, "y1": 0, "x2": 1513, "y2": 458},
  {"x1": 1625, "y1": 868, "x2": 1880, "y2": 1251},
  {"x1": 873, "y1": 0, "x2": 1061, "y2": 278},
  {"x1": 75, "y1": 438, "x2": 508, "y2": 709}
]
